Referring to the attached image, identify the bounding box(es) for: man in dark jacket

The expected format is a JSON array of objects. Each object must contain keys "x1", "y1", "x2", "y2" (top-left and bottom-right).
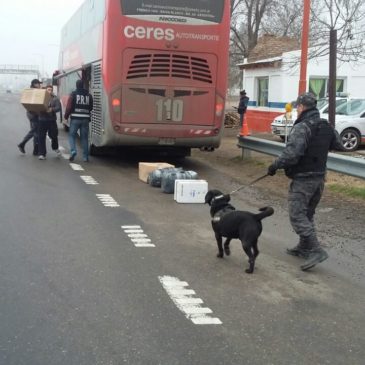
[
  {"x1": 64, "y1": 79, "x2": 93, "y2": 162},
  {"x1": 267, "y1": 92, "x2": 344, "y2": 271},
  {"x1": 37, "y1": 85, "x2": 62, "y2": 160},
  {"x1": 237, "y1": 90, "x2": 249, "y2": 127},
  {"x1": 17, "y1": 79, "x2": 41, "y2": 155}
]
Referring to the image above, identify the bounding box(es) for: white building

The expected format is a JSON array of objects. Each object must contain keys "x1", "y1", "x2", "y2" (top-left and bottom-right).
[
  {"x1": 239, "y1": 50, "x2": 365, "y2": 108},
  {"x1": 237, "y1": 35, "x2": 365, "y2": 132}
]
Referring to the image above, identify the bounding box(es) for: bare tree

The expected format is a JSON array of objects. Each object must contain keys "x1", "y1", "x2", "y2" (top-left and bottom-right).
[
  {"x1": 230, "y1": 0, "x2": 274, "y2": 59},
  {"x1": 309, "y1": 0, "x2": 365, "y2": 62},
  {"x1": 229, "y1": 0, "x2": 275, "y2": 90},
  {"x1": 262, "y1": 0, "x2": 303, "y2": 39}
]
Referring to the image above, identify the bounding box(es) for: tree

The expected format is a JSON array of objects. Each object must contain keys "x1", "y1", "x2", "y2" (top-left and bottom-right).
[
  {"x1": 261, "y1": 0, "x2": 304, "y2": 39},
  {"x1": 230, "y1": 0, "x2": 274, "y2": 59},
  {"x1": 309, "y1": 0, "x2": 365, "y2": 62},
  {"x1": 229, "y1": 0, "x2": 275, "y2": 91}
]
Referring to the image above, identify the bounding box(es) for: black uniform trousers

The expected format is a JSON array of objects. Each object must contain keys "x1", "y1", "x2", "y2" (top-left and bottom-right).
[{"x1": 38, "y1": 120, "x2": 59, "y2": 156}]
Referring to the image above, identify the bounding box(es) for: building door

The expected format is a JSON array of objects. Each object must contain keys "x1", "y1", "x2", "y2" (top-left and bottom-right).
[{"x1": 257, "y1": 77, "x2": 268, "y2": 106}]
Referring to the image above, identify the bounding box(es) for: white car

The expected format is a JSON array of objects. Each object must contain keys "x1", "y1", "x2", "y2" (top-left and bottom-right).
[
  {"x1": 271, "y1": 97, "x2": 365, "y2": 151},
  {"x1": 334, "y1": 98, "x2": 365, "y2": 151},
  {"x1": 271, "y1": 97, "x2": 347, "y2": 141}
]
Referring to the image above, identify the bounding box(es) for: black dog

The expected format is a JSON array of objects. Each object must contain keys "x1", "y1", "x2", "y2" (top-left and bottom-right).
[{"x1": 205, "y1": 189, "x2": 274, "y2": 274}]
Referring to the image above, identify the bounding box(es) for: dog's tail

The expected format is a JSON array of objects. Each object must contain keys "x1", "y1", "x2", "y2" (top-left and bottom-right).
[{"x1": 254, "y1": 206, "x2": 274, "y2": 221}]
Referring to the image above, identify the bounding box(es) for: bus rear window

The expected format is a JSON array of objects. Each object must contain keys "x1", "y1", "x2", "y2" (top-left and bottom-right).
[{"x1": 121, "y1": 0, "x2": 225, "y2": 24}]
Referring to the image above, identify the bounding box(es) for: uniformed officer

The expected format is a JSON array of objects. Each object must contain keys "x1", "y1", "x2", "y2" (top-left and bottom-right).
[
  {"x1": 267, "y1": 92, "x2": 344, "y2": 271},
  {"x1": 64, "y1": 79, "x2": 93, "y2": 162}
]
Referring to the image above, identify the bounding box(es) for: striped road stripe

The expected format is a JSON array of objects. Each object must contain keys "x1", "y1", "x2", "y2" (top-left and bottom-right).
[
  {"x1": 96, "y1": 194, "x2": 120, "y2": 207},
  {"x1": 80, "y1": 176, "x2": 99, "y2": 185},
  {"x1": 159, "y1": 276, "x2": 222, "y2": 325},
  {"x1": 121, "y1": 225, "x2": 155, "y2": 247},
  {"x1": 70, "y1": 163, "x2": 84, "y2": 171}
]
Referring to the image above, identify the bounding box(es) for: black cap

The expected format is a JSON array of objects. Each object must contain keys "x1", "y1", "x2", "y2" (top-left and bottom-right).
[
  {"x1": 296, "y1": 92, "x2": 317, "y2": 108},
  {"x1": 240, "y1": 90, "x2": 247, "y2": 95},
  {"x1": 30, "y1": 79, "x2": 41, "y2": 87},
  {"x1": 76, "y1": 80, "x2": 83, "y2": 89}
]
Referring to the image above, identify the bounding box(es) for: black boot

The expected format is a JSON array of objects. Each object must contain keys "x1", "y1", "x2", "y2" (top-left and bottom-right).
[
  {"x1": 286, "y1": 237, "x2": 310, "y2": 258},
  {"x1": 300, "y1": 235, "x2": 328, "y2": 271},
  {"x1": 18, "y1": 143, "x2": 25, "y2": 154}
]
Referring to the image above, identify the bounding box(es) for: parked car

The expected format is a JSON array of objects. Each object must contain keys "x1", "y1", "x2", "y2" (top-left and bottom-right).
[
  {"x1": 271, "y1": 97, "x2": 365, "y2": 151},
  {"x1": 271, "y1": 97, "x2": 347, "y2": 141},
  {"x1": 334, "y1": 98, "x2": 365, "y2": 151}
]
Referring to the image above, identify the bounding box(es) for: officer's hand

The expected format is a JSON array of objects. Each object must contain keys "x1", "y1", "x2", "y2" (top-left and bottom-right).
[{"x1": 267, "y1": 164, "x2": 277, "y2": 176}]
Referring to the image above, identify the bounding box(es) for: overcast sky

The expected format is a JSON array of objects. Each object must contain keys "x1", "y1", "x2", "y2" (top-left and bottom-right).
[{"x1": 0, "y1": 0, "x2": 85, "y2": 77}]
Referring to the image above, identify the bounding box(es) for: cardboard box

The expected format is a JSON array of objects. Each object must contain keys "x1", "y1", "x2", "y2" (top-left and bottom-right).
[
  {"x1": 139, "y1": 162, "x2": 175, "y2": 183},
  {"x1": 174, "y1": 180, "x2": 208, "y2": 203},
  {"x1": 20, "y1": 88, "x2": 51, "y2": 113}
]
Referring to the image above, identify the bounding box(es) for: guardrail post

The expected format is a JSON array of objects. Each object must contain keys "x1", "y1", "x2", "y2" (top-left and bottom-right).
[{"x1": 241, "y1": 146, "x2": 251, "y2": 159}]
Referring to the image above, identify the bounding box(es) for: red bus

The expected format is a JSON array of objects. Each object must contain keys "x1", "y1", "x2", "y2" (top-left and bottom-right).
[{"x1": 55, "y1": 0, "x2": 230, "y2": 156}]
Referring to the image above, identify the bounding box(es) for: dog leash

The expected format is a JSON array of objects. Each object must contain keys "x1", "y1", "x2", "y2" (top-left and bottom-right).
[{"x1": 229, "y1": 174, "x2": 269, "y2": 195}]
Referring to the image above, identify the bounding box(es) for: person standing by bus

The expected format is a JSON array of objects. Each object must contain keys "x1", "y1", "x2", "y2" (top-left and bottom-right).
[
  {"x1": 64, "y1": 80, "x2": 93, "y2": 162},
  {"x1": 17, "y1": 79, "x2": 42, "y2": 155},
  {"x1": 237, "y1": 90, "x2": 249, "y2": 127},
  {"x1": 38, "y1": 85, "x2": 62, "y2": 160}
]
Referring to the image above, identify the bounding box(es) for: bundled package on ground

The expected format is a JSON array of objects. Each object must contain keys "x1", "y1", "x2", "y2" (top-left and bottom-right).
[
  {"x1": 20, "y1": 88, "x2": 51, "y2": 113},
  {"x1": 138, "y1": 162, "x2": 175, "y2": 183},
  {"x1": 148, "y1": 167, "x2": 182, "y2": 187},
  {"x1": 161, "y1": 170, "x2": 198, "y2": 194},
  {"x1": 174, "y1": 180, "x2": 208, "y2": 203}
]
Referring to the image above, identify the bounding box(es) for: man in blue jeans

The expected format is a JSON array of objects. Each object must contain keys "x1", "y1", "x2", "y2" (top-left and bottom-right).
[{"x1": 64, "y1": 80, "x2": 93, "y2": 162}]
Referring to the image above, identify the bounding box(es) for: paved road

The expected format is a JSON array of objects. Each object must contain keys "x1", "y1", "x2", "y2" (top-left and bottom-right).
[{"x1": 1, "y1": 92, "x2": 364, "y2": 365}]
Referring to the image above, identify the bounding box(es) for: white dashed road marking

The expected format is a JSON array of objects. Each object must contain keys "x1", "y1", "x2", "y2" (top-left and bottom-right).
[
  {"x1": 159, "y1": 276, "x2": 222, "y2": 325},
  {"x1": 80, "y1": 176, "x2": 99, "y2": 185},
  {"x1": 121, "y1": 225, "x2": 155, "y2": 247},
  {"x1": 96, "y1": 194, "x2": 120, "y2": 207},
  {"x1": 70, "y1": 163, "x2": 84, "y2": 171}
]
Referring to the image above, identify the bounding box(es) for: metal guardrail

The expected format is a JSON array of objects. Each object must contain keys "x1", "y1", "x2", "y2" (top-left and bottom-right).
[{"x1": 237, "y1": 136, "x2": 365, "y2": 180}]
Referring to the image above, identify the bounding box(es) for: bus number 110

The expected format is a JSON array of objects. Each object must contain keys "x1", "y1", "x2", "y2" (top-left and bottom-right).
[{"x1": 156, "y1": 98, "x2": 184, "y2": 122}]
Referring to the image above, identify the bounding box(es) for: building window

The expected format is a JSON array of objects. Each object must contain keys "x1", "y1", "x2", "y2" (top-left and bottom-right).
[
  {"x1": 257, "y1": 77, "x2": 269, "y2": 106},
  {"x1": 309, "y1": 78, "x2": 345, "y2": 98}
]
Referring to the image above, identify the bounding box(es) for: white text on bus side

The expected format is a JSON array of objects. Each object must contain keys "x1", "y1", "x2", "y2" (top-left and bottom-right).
[{"x1": 124, "y1": 25, "x2": 175, "y2": 41}]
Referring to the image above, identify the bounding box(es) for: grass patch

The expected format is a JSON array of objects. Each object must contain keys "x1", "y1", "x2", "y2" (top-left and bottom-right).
[
  {"x1": 328, "y1": 184, "x2": 365, "y2": 200},
  {"x1": 231, "y1": 156, "x2": 267, "y2": 167}
]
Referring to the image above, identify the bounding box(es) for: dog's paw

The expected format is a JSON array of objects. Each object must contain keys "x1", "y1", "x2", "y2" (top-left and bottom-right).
[
  {"x1": 216, "y1": 252, "x2": 224, "y2": 258},
  {"x1": 224, "y1": 247, "x2": 231, "y2": 256},
  {"x1": 245, "y1": 268, "x2": 254, "y2": 274}
]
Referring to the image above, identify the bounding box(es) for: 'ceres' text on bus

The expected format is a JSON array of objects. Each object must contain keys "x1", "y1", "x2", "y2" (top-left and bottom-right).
[{"x1": 124, "y1": 25, "x2": 175, "y2": 41}]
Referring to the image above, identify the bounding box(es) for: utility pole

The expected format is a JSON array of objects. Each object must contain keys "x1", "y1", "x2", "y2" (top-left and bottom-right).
[
  {"x1": 298, "y1": 0, "x2": 311, "y2": 95},
  {"x1": 328, "y1": 29, "x2": 337, "y2": 128}
]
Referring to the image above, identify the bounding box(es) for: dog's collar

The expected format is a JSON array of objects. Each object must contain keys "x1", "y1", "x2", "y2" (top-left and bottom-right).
[{"x1": 211, "y1": 195, "x2": 225, "y2": 204}]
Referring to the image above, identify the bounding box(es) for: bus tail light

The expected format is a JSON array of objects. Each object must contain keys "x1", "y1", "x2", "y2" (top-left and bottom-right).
[
  {"x1": 112, "y1": 98, "x2": 121, "y2": 109},
  {"x1": 111, "y1": 89, "x2": 121, "y2": 123},
  {"x1": 215, "y1": 94, "x2": 224, "y2": 117}
]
